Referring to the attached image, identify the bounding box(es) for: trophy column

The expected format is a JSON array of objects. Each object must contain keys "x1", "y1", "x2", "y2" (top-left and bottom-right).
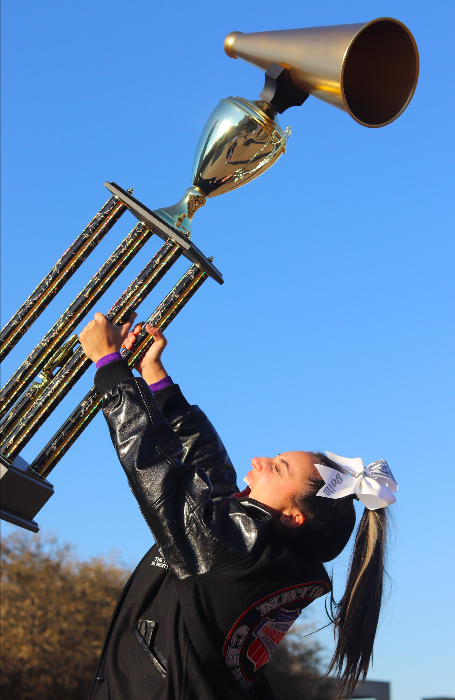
[{"x1": 0, "y1": 185, "x2": 222, "y2": 533}]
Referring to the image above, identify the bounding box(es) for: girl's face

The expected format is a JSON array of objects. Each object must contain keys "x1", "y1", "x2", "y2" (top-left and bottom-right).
[{"x1": 241, "y1": 451, "x2": 320, "y2": 527}]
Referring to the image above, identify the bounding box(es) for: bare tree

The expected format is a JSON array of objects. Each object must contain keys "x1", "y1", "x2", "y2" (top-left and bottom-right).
[
  {"x1": 1, "y1": 531, "x2": 334, "y2": 700},
  {"x1": 265, "y1": 627, "x2": 335, "y2": 700},
  {"x1": 1, "y1": 531, "x2": 129, "y2": 700}
]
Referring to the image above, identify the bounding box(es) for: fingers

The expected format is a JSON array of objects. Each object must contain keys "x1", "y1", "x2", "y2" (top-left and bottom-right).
[
  {"x1": 79, "y1": 311, "x2": 117, "y2": 363},
  {"x1": 120, "y1": 311, "x2": 138, "y2": 340},
  {"x1": 121, "y1": 321, "x2": 144, "y2": 349},
  {"x1": 120, "y1": 323, "x2": 167, "y2": 351},
  {"x1": 80, "y1": 312, "x2": 103, "y2": 336},
  {"x1": 145, "y1": 325, "x2": 166, "y2": 343},
  {"x1": 79, "y1": 313, "x2": 100, "y2": 341},
  {"x1": 122, "y1": 336, "x2": 137, "y2": 350}
]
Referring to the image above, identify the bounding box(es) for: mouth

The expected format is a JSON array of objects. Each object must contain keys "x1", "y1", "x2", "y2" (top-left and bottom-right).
[
  {"x1": 231, "y1": 486, "x2": 251, "y2": 499},
  {"x1": 231, "y1": 474, "x2": 252, "y2": 499}
]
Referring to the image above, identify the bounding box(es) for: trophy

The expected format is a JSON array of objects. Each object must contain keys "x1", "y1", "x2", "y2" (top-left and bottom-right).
[{"x1": 0, "y1": 18, "x2": 419, "y2": 532}]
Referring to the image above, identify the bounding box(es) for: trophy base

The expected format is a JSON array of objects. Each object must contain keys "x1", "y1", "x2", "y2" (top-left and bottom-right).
[
  {"x1": 104, "y1": 183, "x2": 223, "y2": 285},
  {"x1": 0, "y1": 453, "x2": 54, "y2": 533}
]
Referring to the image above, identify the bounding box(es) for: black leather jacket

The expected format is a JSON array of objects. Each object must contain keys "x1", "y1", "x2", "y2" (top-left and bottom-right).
[{"x1": 89, "y1": 361, "x2": 330, "y2": 700}]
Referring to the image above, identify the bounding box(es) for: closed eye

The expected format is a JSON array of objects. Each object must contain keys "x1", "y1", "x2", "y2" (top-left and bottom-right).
[{"x1": 273, "y1": 464, "x2": 280, "y2": 473}]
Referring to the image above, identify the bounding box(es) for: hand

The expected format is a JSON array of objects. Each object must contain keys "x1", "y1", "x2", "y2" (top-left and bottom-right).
[
  {"x1": 79, "y1": 312, "x2": 137, "y2": 364},
  {"x1": 122, "y1": 324, "x2": 168, "y2": 385}
]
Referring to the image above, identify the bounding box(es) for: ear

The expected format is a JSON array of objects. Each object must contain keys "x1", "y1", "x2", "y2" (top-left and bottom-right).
[{"x1": 279, "y1": 510, "x2": 305, "y2": 529}]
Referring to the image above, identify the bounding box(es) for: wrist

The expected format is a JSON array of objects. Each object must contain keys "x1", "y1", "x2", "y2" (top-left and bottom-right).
[
  {"x1": 149, "y1": 376, "x2": 173, "y2": 392},
  {"x1": 96, "y1": 351, "x2": 123, "y2": 369},
  {"x1": 91, "y1": 344, "x2": 121, "y2": 364},
  {"x1": 139, "y1": 362, "x2": 168, "y2": 385}
]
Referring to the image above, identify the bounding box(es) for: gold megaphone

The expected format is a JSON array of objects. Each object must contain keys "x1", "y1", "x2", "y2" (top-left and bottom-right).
[{"x1": 224, "y1": 18, "x2": 419, "y2": 127}]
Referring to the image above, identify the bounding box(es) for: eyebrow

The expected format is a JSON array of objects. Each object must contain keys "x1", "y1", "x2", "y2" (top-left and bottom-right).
[{"x1": 278, "y1": 458, "x2": 290, "y2": 473}]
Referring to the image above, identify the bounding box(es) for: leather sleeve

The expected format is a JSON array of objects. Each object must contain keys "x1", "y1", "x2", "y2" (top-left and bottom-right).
[
  {"x1": 153, "y1": 383, "x2": 239, "y2": 499},
  {"x1": 97, "y1": 372, "x2": 273, "y2": 579}
]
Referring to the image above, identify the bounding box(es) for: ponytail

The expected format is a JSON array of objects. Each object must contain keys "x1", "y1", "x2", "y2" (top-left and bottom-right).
[
  {"x1": 327, "y1": 507, "x2": 388, "y2": 697},
  {"x1": 296, "y1": 454, "x2": 390, "y2": 698}
]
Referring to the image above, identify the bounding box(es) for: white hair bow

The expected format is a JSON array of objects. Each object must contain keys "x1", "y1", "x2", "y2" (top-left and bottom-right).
[{"x1": 314, "y1": 452, "x2": 398, "y2": 510}]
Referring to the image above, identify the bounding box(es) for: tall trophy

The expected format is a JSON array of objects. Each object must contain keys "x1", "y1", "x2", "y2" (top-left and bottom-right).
[{"x1": 0, "y1": 18, "x2": 419, "y2": 532}]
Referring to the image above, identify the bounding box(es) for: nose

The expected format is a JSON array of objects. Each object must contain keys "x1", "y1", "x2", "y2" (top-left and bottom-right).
[{"x1": 251, "y1": 457, "x2": 267, "y2": 471}]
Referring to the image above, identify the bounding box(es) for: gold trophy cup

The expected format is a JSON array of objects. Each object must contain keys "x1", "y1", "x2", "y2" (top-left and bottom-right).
[
  {"x1": 148, "y1": 17, "x2": 419, "y2": 238},
  {"x1": 153, "y1": 98, "x2": 291, "y2": 238}
]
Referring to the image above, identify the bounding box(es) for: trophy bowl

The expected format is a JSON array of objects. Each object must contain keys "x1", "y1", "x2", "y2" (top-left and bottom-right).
[{"x1": 153, "y1": 97, "x2": 290, "y2": 237}]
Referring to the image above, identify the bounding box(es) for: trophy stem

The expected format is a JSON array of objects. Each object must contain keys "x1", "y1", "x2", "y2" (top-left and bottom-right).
[{"x1": 153, "y1": 186, "x2": 207, "y2": 238}]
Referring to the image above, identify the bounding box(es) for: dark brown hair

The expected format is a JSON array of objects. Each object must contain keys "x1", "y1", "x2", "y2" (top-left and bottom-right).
[{"x1": 294, "y1": 453, "x2": 389, "y2": 698}]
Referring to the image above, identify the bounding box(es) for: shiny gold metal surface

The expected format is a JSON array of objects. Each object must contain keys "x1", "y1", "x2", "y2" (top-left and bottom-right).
[
  {"x1": 154, "y1": 186, "x2": 207, "y2": 238},
  {"x1": 155, "y1": 96, "x2": 290, "y2": 233},
  {"x1": 193, "y1": 97, "x2": 290, "y2": 197},
  {"x1": 224, "y1": 31, "x2": 242, "y2": 59},
  {"x1": 224, "y1": 18, "x2": 419, "y2": 127}
]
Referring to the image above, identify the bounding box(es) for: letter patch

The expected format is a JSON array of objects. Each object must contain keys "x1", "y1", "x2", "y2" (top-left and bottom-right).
[{"x1": 222, "y1": 580, "x2": 329, "y2": 690}]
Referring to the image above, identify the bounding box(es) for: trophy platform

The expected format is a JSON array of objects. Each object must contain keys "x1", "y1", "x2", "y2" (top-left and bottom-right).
[{"x1": 104, "y1": 183, "x2": 224, "y2": 285}]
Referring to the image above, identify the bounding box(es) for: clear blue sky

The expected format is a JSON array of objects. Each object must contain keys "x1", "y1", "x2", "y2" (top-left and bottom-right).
[{"x1": 1, "y1": 2, "x2": 454, "y2": 699}]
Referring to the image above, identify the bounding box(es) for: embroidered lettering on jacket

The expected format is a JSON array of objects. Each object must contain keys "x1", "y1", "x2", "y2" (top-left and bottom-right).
[
  {"x1": 222, "y1": 581, "x2": 329, "y2": 690},
  {"x1": 151, "y1": 556, "x2": 168, "y2": 569}
]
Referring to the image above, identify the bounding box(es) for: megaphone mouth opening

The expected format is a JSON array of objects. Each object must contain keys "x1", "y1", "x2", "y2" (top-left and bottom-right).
[{"x1": 342, "y1": 19, "x2": 419, "y2": 127}]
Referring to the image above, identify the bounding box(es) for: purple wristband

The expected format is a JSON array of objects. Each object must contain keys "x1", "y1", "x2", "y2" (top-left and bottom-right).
[
  {"x1": 95, "y1": 354, "x2": 173, "y2": 392},
  {"x1": 149, "y1": 376, "x2": 173, "y2": 392},
  {"x1": 95, "y1": 352, "x2": 122, "y2": 369}
]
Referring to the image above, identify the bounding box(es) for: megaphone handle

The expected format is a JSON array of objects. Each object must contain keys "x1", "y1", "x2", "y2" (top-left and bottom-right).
[{"x1": 259, "y1": 63, "x2": 309, "y2": 114}]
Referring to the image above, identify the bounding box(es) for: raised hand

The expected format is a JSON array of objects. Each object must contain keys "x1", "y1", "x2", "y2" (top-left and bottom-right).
[
  {"x1": 122, "y1": 324, "x2": 168, "y2": 385},
  {"x1": 79, "y1": 312, "x2": 137, "y2": 363}
]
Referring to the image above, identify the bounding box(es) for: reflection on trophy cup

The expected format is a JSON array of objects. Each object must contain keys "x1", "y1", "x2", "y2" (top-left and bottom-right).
[{"x1": 153, "y1": 97, "x2": 291, "y2": 238}]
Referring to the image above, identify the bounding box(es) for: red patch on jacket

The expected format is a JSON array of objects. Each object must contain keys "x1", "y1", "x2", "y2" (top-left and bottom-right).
[{"x1": 222, "y1": 580, "x2": 329, "y2": 690}]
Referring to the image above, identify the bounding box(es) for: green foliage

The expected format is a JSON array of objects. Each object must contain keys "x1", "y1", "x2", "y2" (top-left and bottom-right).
[{"x1": 0, "y1": 531, "x2": 129, "y2": 700}]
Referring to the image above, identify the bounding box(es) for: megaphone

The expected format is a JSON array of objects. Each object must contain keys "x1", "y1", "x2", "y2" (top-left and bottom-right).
[{"x1": 224, "y1": 18, "x2": 419, "y2": 127}]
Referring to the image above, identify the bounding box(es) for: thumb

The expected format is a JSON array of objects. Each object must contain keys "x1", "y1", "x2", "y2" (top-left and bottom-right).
[
  {"x1": 120, "y1": 312, "x2": 138, "y2": 340},
  {"x1": 145, "y1": 325, "x2": 165, "y2": 343}
]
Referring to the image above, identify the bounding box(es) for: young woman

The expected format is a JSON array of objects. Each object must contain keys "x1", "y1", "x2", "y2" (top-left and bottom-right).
[{"x1": 79, "y1": 312, "x2": 397, "y2": 700}]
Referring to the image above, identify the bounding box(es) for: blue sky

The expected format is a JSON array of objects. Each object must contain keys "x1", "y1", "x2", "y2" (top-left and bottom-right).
[{"x1": 1, "y1": 1, "x2": 454, "y2": 699}]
